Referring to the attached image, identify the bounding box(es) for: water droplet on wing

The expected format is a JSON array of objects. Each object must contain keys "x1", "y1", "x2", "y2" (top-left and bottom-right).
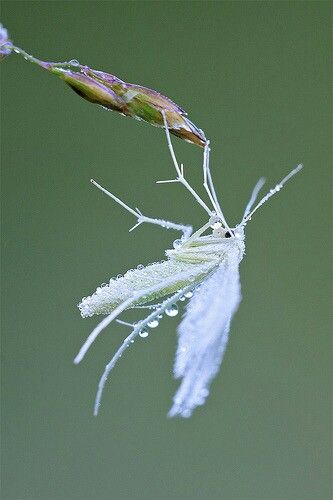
[
  {"x1": 148, "y1": 319, "x2": 159, "y2": 328},
  {"x1": 139, "y1": 328, "x2": 149, "y2": 338},
  {"x1": 166, "y1": 304, "x2": 178, "y2": 317}
]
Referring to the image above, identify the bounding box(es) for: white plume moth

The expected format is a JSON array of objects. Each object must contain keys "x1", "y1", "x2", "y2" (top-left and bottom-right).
[{"x1": 74, "y1": 113, "x2": 303, "y2": 418}]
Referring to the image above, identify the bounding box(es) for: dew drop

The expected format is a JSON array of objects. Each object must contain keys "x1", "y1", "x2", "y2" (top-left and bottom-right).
[
  {"x1": 184, "y1": 291, "x2": 193, "y2": 298},
  {"x1": 158, "y1": 314, "x2": 163, "y2": 319},
  {"x1": 137, "y1": 264, "x2": 144, "y2": 270},
  {"x1": 173, "y1": 239, "x2": 182, "y2": 249},
  {"x1": 139, "y1": 328, "x2": 149, "y2": 338},
  {"x1": 166, "y1": 304, "x2": 179, "y2": 317},
  {"x1": 148, "y1": 319, "x2": 159, "y2": 328},
  {"x1": 179, "y1": 296, "x2": 186, "y2": 301},
  {"x1": 69, "y1": 58, "x2": 80, "y2": 66}
]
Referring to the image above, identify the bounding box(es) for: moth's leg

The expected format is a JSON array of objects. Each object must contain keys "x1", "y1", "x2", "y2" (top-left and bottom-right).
[
  {"x1": 130, "y1": 303, "x2": 162, "y2": 310},
  {"x1": 202, "y1": 142, "x2": 230, "y2": 230},
  {"x1": 74, "y1": 265, "x2": 211, "y2": 365},
  {"x1": 202, "y1": 141, "x2": 221, "y2": 214},
  {"x1": 74, "y1": 294, "x2": 137, "y2": 365},
  {"x1": 93, "y1": 268, "x2": 214, "y2": 416},
  {"x1": 157, "y1": 111, "x2": 214, "y2": 217},
  {"x1": 90, "y1": 179, "x2": 192, "y2": 239},
  {"x1": 130, "y1": 212, "x2": 193, "y2": 239},
  {"x1": 181, "y1": 219, "x2": 217, "y2": 247}
]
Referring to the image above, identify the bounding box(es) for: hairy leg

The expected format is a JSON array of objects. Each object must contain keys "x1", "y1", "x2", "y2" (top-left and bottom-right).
[
  {"x1": 93, "y1": 274, "x2": 215, "y2": 415},
  {"x1": 91, "y1": 179, "x2": 192, "y2": 239},
  {"x1": 157, "y1": 112, "x2": 214, "y2": 217},
  {"x1": 74, "y1": 263, "x2": 214, "y2": 364}
]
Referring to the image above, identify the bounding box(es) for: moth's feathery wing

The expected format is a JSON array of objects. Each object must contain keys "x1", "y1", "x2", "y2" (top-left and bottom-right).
[
  {"x1": 169, "y1": 261, "x2": 242, "y2": 418},
  {"x1": 78, "y1": 260, "x2": 216, "y2": 318}
]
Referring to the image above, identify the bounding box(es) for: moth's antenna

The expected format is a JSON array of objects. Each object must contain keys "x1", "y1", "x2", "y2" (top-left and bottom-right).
[
  {"x1": 242, "y1": 177, "x2": 266, "y2": 221},
  {"x1": 240, "y1": 164, "x2": 303, "y2": 225}
]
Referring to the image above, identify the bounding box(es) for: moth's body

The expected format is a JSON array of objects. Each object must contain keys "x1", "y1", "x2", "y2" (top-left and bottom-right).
[
  {"x1": 79, "y1": 228, "x2": 245, "y2": 319},
  {"x1": 167, "y1": 229, "x2": 245, "y2": 264},
  {"x1": 74, "y1": 118, "x2": 302, "y2": 418}
]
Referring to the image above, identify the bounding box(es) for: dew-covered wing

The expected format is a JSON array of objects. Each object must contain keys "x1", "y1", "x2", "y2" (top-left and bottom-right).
[
  {"x1": 169, "y1": 261, "x2": 241, "y2": 418},
  {"x1": 78, "y1": 260, "x2": 216, "y2": 318}
]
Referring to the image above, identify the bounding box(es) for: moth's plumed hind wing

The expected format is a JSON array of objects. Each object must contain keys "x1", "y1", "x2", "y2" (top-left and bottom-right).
[{"x1": 169, "y1": 260, "x2": 241, "y2": 418}]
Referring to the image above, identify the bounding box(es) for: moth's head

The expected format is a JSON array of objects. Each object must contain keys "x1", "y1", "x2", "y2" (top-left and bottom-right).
[
  {"x1": 210, "y1": 217, "x2": 245, "y2": 241},
  {"x1": 207, "y1": 163, "x2": 303, "y2": 241}
]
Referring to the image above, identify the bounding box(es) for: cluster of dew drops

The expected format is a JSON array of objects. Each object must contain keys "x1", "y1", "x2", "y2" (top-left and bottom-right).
[{"x1": 138, "y1": 289, "x2": 195, "y2": 339}]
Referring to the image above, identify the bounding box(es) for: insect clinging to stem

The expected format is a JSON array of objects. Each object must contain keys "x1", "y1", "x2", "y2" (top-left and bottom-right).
[
  {"x1": 74, "y1": 112, "x2": 303, "y2": 418},
  {"x1": 0, "y1": 24, "x2": 303, "y2": 418}
]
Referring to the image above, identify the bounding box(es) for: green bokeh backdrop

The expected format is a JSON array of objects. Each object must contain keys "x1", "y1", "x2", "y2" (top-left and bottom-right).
[{"x1": 1, "y1": 1, "x2": 331, "y2": 499}]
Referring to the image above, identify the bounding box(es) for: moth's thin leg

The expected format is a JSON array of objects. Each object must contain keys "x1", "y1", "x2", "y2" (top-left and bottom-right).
[
  {"x1": 74, "y1": 295, "x2": 136, "y2": 364},
  {"x1": 241, "y1": 164, "x2": 303, "y2": 225},
  {"x1": 158, "y1": 111, "x2": 214, "y2": 217},
  {"x1": 202, "y1": 142, "x2": 219, "y2": 213},
  {"x1": 130, "y1": 303, "x2": 162, "y2": 310},
  {"x1": 93, "y1": 270, "x2": 215, "y2": 416},
  {"x1": 241, "y1": 177, "x2": 266, "y2": 221},
  {"x1": 91, "y1": 179, "x2": 192, "y2": 239},
  {"x1": 74, "y1": 265, "x2": 212, "y2": 365},
  {"x1": 181, "y1": 218, "x2": 221, "y2": 248},
  {"x1": 202, "y1": 144, "x2": 230, "y2": 230},
  {"x1": 115, "y1": 319, "x2": 134, "y2": 327},
  {"x1": 129, "y1": 214, "x2": 192, "y2": 239}
]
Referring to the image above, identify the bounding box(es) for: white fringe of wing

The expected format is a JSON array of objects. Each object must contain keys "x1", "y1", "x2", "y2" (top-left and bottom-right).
[{"x1": 169, "y1": 259, "x2": 242, "y2": 417}]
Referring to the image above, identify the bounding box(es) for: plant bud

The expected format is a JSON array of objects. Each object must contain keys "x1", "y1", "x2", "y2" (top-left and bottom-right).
[
  {"x1": 9, "y1": 45, "x2": 207, "y2": 147},
  {"x1": 47, "y1": 62, "x2": 207, "y2": 147},
  {"x1": 1, "y1": 26, "x2": 207, "y2": 147}
]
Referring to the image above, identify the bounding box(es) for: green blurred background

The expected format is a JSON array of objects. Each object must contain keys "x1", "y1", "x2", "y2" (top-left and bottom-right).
[{"x1": 1, "y1": 1, "x2": 331, "y2": 499}]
